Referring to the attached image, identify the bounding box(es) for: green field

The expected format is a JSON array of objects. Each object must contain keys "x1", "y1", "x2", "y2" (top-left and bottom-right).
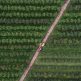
[{"x1": 0, "y1": 0, "x2": 81, "y2": 81}]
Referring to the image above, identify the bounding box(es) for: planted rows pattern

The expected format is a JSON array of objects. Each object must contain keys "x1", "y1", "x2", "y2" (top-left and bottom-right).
[
  {"x1": 27, "y1": 0, "x2": 81, "y2": 81},
  {"x1": 0, "y1": 0, "x2": 64, "y2": 81}
]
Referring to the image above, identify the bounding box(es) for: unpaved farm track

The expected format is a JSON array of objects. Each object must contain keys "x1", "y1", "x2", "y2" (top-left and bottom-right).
[{"x1": 19, "y1": 0, "x2": 71, "y2": 81}]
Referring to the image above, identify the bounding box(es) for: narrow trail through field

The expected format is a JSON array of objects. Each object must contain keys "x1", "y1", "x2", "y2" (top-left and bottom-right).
[{"x1": 19, "y1": 0, "x2": 70, "y2": 81}]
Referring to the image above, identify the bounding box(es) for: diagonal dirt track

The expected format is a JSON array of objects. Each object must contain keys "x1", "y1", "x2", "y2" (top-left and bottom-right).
[{"x1": 19, "y1": 0, "x2": 71, "y2": 81}]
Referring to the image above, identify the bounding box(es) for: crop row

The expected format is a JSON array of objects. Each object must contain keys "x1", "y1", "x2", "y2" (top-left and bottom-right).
[
  {"x1": 0, "y1": 26, "x2": 47, "y2": 31},
  {"x1": 0, "y1": 12, "x2": 58, "y2": 19},
  {"x1": 0, "y1": 18, "x2": 52, "y2": 26},
  {"x1": 33, "y1": 65, "x2": 81, "y2": 70},
  {"x1": 0, "y1": 0, "x2": 64, "y2": 5},
  {"x1": 0, "y1": 5, "x2": 59, "y2": 11}
]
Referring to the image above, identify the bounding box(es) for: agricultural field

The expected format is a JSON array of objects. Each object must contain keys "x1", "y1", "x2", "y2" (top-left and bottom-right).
[
  {"x1": 26, "y1": 0, "x2": 81, "y2": 81},
  {"x1": 0, "y1": 0, "x2": 81, "y2": 81}
]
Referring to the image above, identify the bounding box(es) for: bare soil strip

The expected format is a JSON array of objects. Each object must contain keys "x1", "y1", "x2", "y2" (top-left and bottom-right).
[{"x1": 19, "y1": 0, "x2": 70, "y2": 81}]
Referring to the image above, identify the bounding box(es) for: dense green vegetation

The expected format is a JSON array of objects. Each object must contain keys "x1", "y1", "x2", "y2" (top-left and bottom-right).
[
  {"x1": 0, "y1": 0, "x2": 81, "y2": 81},
  {"x1": 0, "y1": 0, "x2": 64, "y2": 81},
  {"x1": 26, "y1": 0, "x2": 81, "y2": 81}
]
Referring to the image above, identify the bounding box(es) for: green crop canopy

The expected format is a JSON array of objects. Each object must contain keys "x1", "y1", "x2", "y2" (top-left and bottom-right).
[{"x1": 0, "y1": 0, "x2": 81, "y2": 81}]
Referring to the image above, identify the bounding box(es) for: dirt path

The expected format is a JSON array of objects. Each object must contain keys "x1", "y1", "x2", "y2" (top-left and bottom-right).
[{"x1": 19, "y1": 0, "x2": 70, "y2": 81}]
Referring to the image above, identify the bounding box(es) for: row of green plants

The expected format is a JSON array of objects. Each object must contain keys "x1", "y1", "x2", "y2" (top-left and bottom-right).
[
  {"x1": 0, "y1": 12, "x2": 57, "y2": 18},
  {"x1": 0, "y1": 0, "x2": 63, "y2": 5},
  {"x1": 0, "y1": 26, "x2": 47, "y2": 31},
  {"x1": 0, "y1": 5, "x2": 59, "y2": 11}
]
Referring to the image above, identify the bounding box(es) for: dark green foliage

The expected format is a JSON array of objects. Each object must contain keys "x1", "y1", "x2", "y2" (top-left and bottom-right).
[
  {"x1": 0, "y1": 0, "x2": 64, "y2": 81},
  {"x1": 26, "y1": 0, "x2": 81, "y2": 81}
]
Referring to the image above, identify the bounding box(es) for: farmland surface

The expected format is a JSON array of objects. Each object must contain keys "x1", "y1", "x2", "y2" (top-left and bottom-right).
[{"x1": 0, "y1": 0, "x2": 81, "y2": 81}]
